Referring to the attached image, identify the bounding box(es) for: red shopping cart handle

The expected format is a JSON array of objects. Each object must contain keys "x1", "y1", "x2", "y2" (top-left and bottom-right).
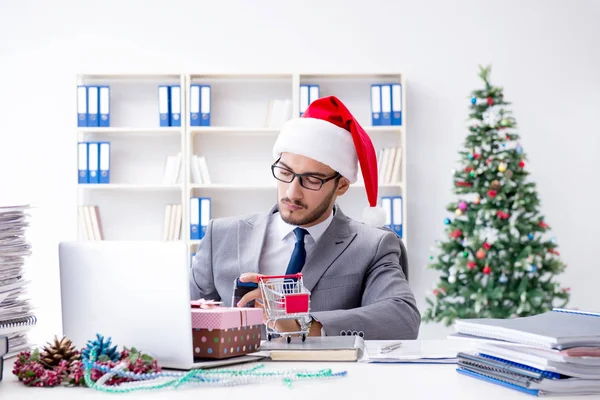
[{"x1": 258, "y1": 273, "x2": 303, "y2": 281}]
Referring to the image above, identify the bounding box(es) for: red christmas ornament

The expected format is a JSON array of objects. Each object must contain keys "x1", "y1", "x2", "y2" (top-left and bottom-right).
[
  {"x1": 519, "y1": 160, "x2": 525, "y2": 168},
  {"x1": 505, "y1": 134, "x2": 511, "y2": 140},
  {"x1": 483, "y1": 265, "x2": 491, "y2": 274},
  {"x1": 464, "y1": 166, "x2": 474, "y2": 173},
  {"x1": 450, "y1": 229, "x2": 463, "y2": 239},
  {"x1": 467, "y1": 261, "x2": 477, "y2": 270},
  {"x1": 496, "y1": 210, "x2": 510, "y2": 219},
  {"x1": 487, "y1": 97, "x2": 494, "y2": 105},
  {"x1": 538, "y1": 220, "x2": 549, "y2": 229},
  {"x1": 548, "y1": 248, "x2": 560, "y2": 256},
  {"x1": 476, "y1": 249, "x2": 486, "y2": 259},
  {"x1": 483, "y1": 242, "x2": 491, "y2": 250},
  {"x1": 456, "y1": 181, "x2": 473, "y2": 187},
  {"x1": 473, "y1": 153, "x2": 481, "y2": 159},
  {"x1": 487, "y1": 190, "x2": 497, "y2": 198}
]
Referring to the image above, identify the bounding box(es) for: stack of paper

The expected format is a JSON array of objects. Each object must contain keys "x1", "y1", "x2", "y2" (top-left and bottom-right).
[
  {"x1": 0, "y1": 204, "x2": 36, "y2": 358},
  {"x1": 453, "y1": 308, "x2": 600, "y2": 396},
  {"x1": 363, "y1": 339, "x2": 475, "y2": 364}
]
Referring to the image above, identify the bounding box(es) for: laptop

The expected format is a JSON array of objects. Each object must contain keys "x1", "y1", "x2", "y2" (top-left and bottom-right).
[{"x1": 58, "y1": 241, "x2": 264, "y2": 370}]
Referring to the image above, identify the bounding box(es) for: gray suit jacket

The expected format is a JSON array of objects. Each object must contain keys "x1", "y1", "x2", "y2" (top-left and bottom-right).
[{"x1": 189, "y1": 204, "x2": 421, "y2": 340}]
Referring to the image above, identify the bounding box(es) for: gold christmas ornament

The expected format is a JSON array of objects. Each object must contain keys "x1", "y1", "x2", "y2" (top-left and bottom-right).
[
  {"x1": 474, "y1": 196, "x2": 481, "y2": 205},
  {"x1": 498, "y1": 162, "x2": 508, "y2": 173},
  {"x1": 490, "y1": 180, "x2": 502, "y2": 191},
  {"x1": 455, "y1": 209, "x2": 463, "y2": 216}
]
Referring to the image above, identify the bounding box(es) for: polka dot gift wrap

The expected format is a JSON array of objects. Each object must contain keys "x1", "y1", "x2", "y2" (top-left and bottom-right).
[{"x1": 191, "y1": 303, "x2": 263, "y2": 360}]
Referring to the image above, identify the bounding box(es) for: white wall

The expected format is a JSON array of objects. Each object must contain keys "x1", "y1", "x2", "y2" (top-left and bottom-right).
[{"x1": 1, "y1": 0, "x2": 599, "y2": 343}]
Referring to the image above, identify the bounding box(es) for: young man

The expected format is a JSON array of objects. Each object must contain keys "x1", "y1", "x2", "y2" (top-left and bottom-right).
[{"x1": 190, "y1": 96, "x2": 420, "y2": 340}]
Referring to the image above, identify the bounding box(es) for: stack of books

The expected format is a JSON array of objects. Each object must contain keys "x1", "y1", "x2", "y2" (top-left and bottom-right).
[
  {"x1": 452, "y1": 308, "x2": 600, "y2": 396},
  {"x1": 0, "y1": 204, "x2": 36, "y2": 359}
]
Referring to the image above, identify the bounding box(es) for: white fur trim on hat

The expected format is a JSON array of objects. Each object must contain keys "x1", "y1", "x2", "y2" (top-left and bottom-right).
[{"x1": 273, "y1": 118, "x2": 358, "y2": 183}]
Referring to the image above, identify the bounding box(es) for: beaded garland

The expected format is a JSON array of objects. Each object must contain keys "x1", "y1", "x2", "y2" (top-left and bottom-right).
[{"x1": 83, "y1": 348, "x2": 347, "y2": 392}]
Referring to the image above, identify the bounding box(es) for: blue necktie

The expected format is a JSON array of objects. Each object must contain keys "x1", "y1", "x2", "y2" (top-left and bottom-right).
[{"x1": 285, "y1": 228, "x2": 308, "y2": 275}]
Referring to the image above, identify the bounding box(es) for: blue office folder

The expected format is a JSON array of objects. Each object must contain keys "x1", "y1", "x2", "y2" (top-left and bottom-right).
[
  {"x1": 380, "y1": 196, "x2": 392, "y2": 231},
  {"x1": 170, "y1": 85, "x2": 181, "y2": 127},
  {"x1": 391, "y1": 83, "x2": 402, "y2": 126},
  {"x1": 200, "y1": 85, "x2": 211, "y2": 126},
  {"x1": 380, "y1": 84, "x2": 391, "y2": 125},
  {"x1": 391, "y1": 196, "x2": 403, "y2": 238},
  {"x1": 199, "y1": 197, "x2": 211, "y2": 239},
  {"x1": 99, "y1": 86, "x2": 110, "y2": 127},
  {"x1": 77, "y1": 86, "x2": 88, "y2": 127},
  {"x1": 87, "y1": 142, "x2": 99, "y2": 184},
  {"x1": 190, "y1": 197, "x2": 200, "y2": 240},
  {"x1": 87, "y1": 86, "x2": 99, "y2": 127},
  {"x1": 77, "y1": 142, "x2": 88, "y2": 183},
  {"x1": 308, "y1": 85, "x2": 320, "y2": 104},
  {"x1": 99, "y1": 142, "x2": 110, "y2": 184},
  {"x1": 189, "y1": 84, "x2": 201, "y2": 127},
  {"x1": 370, "y1": 84, "x2": 381, "y2": 126},
  {"x1": 299, "y1": 84, "x2": 309, "y2": 117},
  {"x1": 158, "y1": 85, "x2": 170, "y2": 127}
]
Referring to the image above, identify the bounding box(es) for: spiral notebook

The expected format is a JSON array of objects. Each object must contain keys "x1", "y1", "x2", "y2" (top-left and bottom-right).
[
  {"x1": 0, "y1": 335, "x2": 7, "y2": 381},
  {"x1": 457, "y1": 352, "x2": 600, "y2": 396},
  {"x1": 0, "y1": 315, "x2": 36, "y2": 357},
  {"x1": 454, "y1": 308, "x2": 600, "y2": 350}
]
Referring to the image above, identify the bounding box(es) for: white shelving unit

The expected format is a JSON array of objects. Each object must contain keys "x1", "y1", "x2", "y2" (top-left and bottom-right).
[{"x1": 76, "y1": 72, "x2": 407, "y2": 252}]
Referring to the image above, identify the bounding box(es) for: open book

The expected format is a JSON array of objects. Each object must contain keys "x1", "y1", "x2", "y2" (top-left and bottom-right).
[{"x1": 260, "y1": 336, "x2": 364, "y2": 361}]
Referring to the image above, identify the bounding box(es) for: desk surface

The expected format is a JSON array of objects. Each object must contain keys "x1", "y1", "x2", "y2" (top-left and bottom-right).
[{"x1": 2, "y1": 355, "x2": 600, "y2": 400}]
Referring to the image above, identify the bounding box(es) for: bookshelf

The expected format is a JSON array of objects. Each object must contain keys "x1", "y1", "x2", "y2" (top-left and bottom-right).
[{"x1": 75, "y1": 72, "x2": 407, "y2": 253}]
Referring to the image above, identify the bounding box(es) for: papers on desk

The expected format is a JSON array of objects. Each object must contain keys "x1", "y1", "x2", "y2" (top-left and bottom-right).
[
  {"x1": 454, "y1": 308, "x2": 600, "y2": 396},
  {"x1": 0, "y1": 204, "x2": 36, "y2": 358},
  {"x1": 363, "y1": 339, "x2": 476, "y2": 364}
]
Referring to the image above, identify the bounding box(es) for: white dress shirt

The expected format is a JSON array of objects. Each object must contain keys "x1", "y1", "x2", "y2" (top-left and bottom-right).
[{"x1": 259, "y1": 210, "x2": 334, "y2": 276}]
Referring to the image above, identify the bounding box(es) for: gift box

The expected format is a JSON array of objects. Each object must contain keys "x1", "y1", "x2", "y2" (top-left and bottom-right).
[{"x1": 191, "y1": 300, "x2": 263, "y2": 360}]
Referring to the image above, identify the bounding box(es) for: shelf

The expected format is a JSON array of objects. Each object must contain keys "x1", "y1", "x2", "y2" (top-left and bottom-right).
[
  {"x1": 189, "y1": 183, "x2": 402, "y2": 190},
  {"x1": 190, "y1": 183, "x2": 277, "y2": 190},
  {"x1": 77, "y1": 127, "x2": 181, "y2": 135},
  {"x1": 190, "y1": 127, "x2": 280, "y2": 135},
  {"x1": 366, "y1": 126, "x2": 402, "y2": 133},
  {"x1": 78, "y1": 184, "x2": 183, "y2": 191},
  {"x1": 189, "y1": 126, "x2": 400, "y2": 135}
]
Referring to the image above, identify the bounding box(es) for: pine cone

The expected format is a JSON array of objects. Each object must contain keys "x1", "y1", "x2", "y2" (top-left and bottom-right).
[{"x1": 39, "y1": 336, "x2": 80, "y2": 369}]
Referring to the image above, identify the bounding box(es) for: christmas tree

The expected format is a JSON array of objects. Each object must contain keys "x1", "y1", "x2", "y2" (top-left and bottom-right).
[{"x1": 422, "y1": 65, "x2": 570, "y2": 326}]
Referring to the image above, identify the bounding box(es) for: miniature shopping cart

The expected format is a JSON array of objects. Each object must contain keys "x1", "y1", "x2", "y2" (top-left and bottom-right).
[{"x1": 258, "y1": 273, "x2": 311, "y2": 343}]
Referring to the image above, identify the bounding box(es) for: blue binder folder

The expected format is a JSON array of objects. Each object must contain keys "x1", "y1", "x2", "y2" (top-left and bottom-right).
[
  {"x1": 170, "y1": 85, "x2": 181, "y2": 127},
  {"x1": 77, "y1": 86, "x2": 88, "y2": 127},
  {"x1": 158, "y1": 85, "x2": 170, "y2": 127},
  {"x1": 200, "y1": 85, "x2": 211, "y2": 126},
  {"x1": 78, "y1": 142, "x2": 88, "y2": 183},
  {"x1": 99, "y1": 86, "x2": 110, "y2": 127},
  {"x1": 99, "y1": 142, "x2": 110, "y2": 184},
  {"x1": 391, "y1": 83, "x2": 402, "y2": 126},
  {"x1": 370, "y1": 84, "x2": 381, "y2": 126},
  {"x1": 87, "y1": 86, "x2": 99, "y2": 127}
]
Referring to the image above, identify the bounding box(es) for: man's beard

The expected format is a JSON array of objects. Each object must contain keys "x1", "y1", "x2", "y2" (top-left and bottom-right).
[{"x1": 280, "y1": 184, "x2": 337, "y2": 226}]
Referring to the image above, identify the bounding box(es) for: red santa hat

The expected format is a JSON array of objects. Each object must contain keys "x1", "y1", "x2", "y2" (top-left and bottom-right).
[{"x1": 273, "y1": 95, "x2": 386, "y2": 227}]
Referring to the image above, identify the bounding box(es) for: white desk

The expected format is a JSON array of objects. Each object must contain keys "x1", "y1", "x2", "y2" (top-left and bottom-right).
[{"x1": 2, "y1": 355, "x2": 600, "y2": 400}]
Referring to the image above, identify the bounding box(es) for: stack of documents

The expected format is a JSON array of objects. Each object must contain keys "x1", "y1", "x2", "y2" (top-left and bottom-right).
[
  {"x1": 453, "y1": 308, "x2": 600, "y2": 396},
  {"x1": 363, "y1": 339, "x2": 476, "y2": 364},
  {"x1": 0, "y1": 204, "x2": 36, "y2": 358}
]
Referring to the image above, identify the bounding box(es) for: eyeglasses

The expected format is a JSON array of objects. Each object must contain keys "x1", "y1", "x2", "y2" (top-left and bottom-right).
[{"x1": 271, "y1": 161, "x2": 340, "y2": 191}]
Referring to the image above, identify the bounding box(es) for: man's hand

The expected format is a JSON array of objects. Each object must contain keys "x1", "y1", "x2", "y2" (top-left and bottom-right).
[
  {"x1": 235, "y1": 273, "x2": 322, "y2": 336},
  {"x1": 236, "y1": 273, "x2": 263, "y2": 308}
]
